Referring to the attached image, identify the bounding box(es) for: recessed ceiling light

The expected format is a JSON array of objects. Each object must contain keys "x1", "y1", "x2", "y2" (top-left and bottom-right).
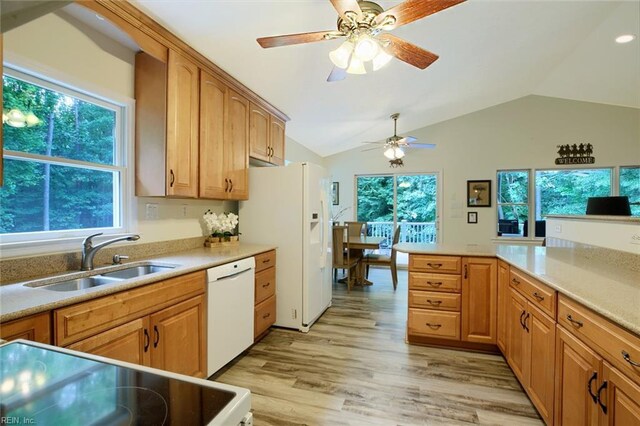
[{"x1": 615, "y1": 34, "x2": 635, "y2": 44}]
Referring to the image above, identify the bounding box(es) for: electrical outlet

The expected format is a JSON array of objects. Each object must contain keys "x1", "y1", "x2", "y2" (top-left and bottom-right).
[
  {"x1": 145, "y1": 203, "x2": 159, "y2": 220},
  {"x1": 555, "y1": 224, "x2": 562, "y2": 233},
  {"x1": 181, "y1": 205, "x2": 188, "y2": 218}
]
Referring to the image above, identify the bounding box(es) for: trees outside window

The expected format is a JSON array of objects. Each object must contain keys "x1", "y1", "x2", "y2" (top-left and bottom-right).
[
  {"x1": 620, "y1": 166, "x2": 640, "y2": 216},
  {"x1": 1, "y1": 70, "x2": 125, "y2": 238}
]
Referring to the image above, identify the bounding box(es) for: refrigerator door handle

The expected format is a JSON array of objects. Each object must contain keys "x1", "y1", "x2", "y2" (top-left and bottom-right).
[{"x1": 320, "y1": 189, "x2": 329, "y2": 266}]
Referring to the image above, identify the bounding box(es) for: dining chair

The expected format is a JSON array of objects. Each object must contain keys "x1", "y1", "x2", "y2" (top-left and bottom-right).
[
  {"x1": 364, "y1": 225, "x2": 401, "y2": 290},
  {"x1": 344, "y1": 221, "x2": 367, "y2": 237},
  {"x1": 332, "y1": 225, "x2": 359, "y2": 292}
]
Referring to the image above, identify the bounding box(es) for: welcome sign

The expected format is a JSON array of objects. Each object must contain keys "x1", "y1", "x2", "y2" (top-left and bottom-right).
[{"x1": 555, "y1": 143, "x2": 595, "y2": 165}]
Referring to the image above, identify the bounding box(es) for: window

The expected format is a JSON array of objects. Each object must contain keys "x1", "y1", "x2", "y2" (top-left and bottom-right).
[
  {"x1": 1, "y1": 69, "x2": 126, "y2": 240},
  {"x1": 535, "y1": 168, "x2": 612, "y2": 217},
  {"x1": 497, "y1": 170, "x2": 529, "y2": 236},
  {"x1": 620, "y1": 166, "x2": 640, "y2": 216}
]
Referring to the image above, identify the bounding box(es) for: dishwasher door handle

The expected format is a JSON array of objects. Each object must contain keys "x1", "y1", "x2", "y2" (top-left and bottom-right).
[{"x1": 215, "y1": 268, "x2": 253, "y2": 281}]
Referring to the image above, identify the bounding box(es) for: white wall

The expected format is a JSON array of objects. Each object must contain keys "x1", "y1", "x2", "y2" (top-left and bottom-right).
[
  {"x1": 2, "y1": 10, "x2": 235, "y2": 256},
  {"x1": 324, "y1": 95, "x2": 640, "y2": 245},
  {"x1": 285, "y1": 136, "x2": 325, "y2": 166}
]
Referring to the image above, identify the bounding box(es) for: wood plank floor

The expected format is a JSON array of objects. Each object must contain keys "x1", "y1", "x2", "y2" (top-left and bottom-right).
[{"x1": 214, "y1": 268, "x2": 543, "y2": 425}]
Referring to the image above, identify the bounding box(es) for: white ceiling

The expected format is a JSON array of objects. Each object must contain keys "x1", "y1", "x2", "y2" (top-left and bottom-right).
[{"x1": 129, "y1": 0, "x2": 640, "y2": 157}]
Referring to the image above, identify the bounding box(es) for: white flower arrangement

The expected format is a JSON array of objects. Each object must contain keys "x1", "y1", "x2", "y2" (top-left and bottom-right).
[{"x1": 203, "y1": 210, "x2": 239, "y2": 238}]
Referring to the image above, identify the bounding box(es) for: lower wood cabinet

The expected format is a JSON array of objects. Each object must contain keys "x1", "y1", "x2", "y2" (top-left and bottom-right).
[
  {"x1": 506, "y1": 287, "x2": 556, "y2": 424},
  {"x1": 55, "y1": 271, "x2": 207, "y2": 378},
  {"x1": 462, "y1": 257, "x2": 497, "y2": 344},
  {"x1": 496, "y1": 260, "x2": 510, "y2": 352},
  {"x1": 0, "y1": 312, "x2": 51, "y2": 344},
  {"x1": 602, "y1": 361, "x2": 640, "y2": 425},
  {"x1": 254, "y1": 250, "x2": 276, "y2": 340}
]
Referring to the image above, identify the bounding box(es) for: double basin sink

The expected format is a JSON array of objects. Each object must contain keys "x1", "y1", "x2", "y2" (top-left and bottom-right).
[{"x1": 24, "y1": 264, "x2": 176, "y2": 292}]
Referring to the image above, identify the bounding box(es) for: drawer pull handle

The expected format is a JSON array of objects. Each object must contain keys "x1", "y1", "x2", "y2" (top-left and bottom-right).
[
  {"x1": 622, "y1": 350, "x2": 640, "y2": 367},
  {"x1": 425, "y1": 323, "x2": 442, "y2": 329},
  {"x1": 426, "y1": 300, "x2": 442, "y2": 306},
  {"x1": 153, "y1": 325, "x2": 160, "y2": 348},
  {"x1": 587, "y1": 371, "x2": 598, "y2": 404},
  {"x1": 262, "y1": 282, "x2": 271, "y2": 288},
  {"x1": 596, "y1": 381, "x2": 608, "y2": 414},
  {"x1": 144, "y1": 329, "x2": 150, "y2": 352},
  {"x1": 427, "y1": 281, "x2": 443, "y2": 287},
  {"x1": 169, "y1": 169, "x2": 175, "y2": 187},
  {"x1": 523, "y1": 313, "x2": 530, "y2": 332},
  {"x1": 532, "y1": 292, "x2": 545, "y2": 301},
  {"x1": 263, "y1": 259, "x2": 271, "y2": 264},
  {"x1": 566, "y1": 314, "x2": 584, "y2": 328},
  {"x1": 263, "y1": 313, "x2": 271, "y2": 319},
  {"x1": 512, "y1": 278, "x2": 521, "y2": 285},
  {"x1": 427, "y1": 263, "x2": 443, "y2": 269}
]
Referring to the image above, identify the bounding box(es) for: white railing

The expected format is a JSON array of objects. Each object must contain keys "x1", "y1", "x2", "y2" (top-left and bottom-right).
[{"x1": 367, "y1": 221, "x2": 437, "y2": 248}]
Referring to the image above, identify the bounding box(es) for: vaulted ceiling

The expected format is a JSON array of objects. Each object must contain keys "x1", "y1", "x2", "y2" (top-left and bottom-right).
[{"x1": 130, "y1": 0, "x2": 640, "y2": 156}]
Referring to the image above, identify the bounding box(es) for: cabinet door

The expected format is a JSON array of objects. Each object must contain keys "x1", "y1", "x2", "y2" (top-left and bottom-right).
[
  {"x1": 67, "y1": 318, "x2": 150, "y2": 366},
  {"x1": 555, "y1": 326, "x2": 601, "y2": 426},
  {"x1": 166, "y1": 49, "x2": 199, "y2": 197},
  {"x1": 497, "y1": 260, "x2": 509, "y2": 353},
  {"x1": 226, "y1": 90, "x2": 249, "y2": 200},
  {"x1": 270, "y1": 115, "x2": 286, "y2": 166},
  {"x1": 249, "y1": 102, "x2": 270, "y2": 163},
  {"x1": 507, "y1": 288, "x2": 528, "y2": 383},
  {"x1": 462, "y1": 257, "x2": 497, "y2": 344},
  {"x1": 0, "y1": 312, "x2": 50, "y2": 344},
  {"x1": 150, "y1": 295, "x2": 206, "y2": 378},
  {"x1": 527, "y1": 303, "x2": 556, "y2": 425},
  {"x1": 602, "y1": 362, "x2": 640, "y2": 426},
  {"x1": 199, "y1": 70, "x2": 228, "y2": 199}
]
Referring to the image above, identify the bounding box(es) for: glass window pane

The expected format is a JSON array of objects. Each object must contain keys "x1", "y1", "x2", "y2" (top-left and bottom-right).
[
  {"x1": 356, "y1": 176, "x2": 394, "y2": 222},
  {"x1": 497, "y1": 206, "x2": 529, "y2": 236},
  {"x1": 620, "y1": 166, "x2": 640, "y2": 217},
  {"x1": 535, "y1": 168, "x2": 611, "y2": 217},
  {"x1": 497, "y1": 170, "x2": 528, "y2": 204},
  {"x1": 397, "y1": 174, "x2": 437, "y2": 243},
  {"x1": 3, "y1": 75, "x2": 116, "y2": 165},
  {"x1": 0, "y1": 159, "x2": 117, "y2": 234}
]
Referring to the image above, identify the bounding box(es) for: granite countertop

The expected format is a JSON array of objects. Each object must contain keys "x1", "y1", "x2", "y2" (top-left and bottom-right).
[
  {"x1": 0, "y1": 244, "x2": 275, "y2": 322},
  {"x1": 396, "y1": 243, "x2": 640, "y2": 336}
]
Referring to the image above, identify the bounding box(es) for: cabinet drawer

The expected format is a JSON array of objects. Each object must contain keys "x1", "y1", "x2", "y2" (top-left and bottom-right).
[
  {"x1": 54, "y1": 271, "x2": 205, "y2": 346},
  {"x1": 255, "y1": 266, "x2": 276, "y2": 304},
  {"x1": 409, "y1": 255, "x2": 461, "y2": 274},
  {"x1": 254, "y1": 295, "x2": 276, "y2": 338},
  {"x1": 409, "y1": 291, "x2": 461, "y2": 311},
  {"x1": 408, "y1": 309, "x2": 460, "y2": 340},
  {"x1": 558, "y1": 295, "x2": 640, "y2": 384},
  {"x1": 255, "y1": 250, "x2": 276, "y2": 273},
  {"x1": 409, "y1": 272, "x2": 461, "y2": 293},
  {"x1": 510, "y1": 268, "x2": 556, "y2": 318}
]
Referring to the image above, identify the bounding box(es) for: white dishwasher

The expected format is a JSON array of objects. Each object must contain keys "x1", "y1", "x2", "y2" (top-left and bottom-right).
[{"x1": 207, "y1": 257, "x2": 255, "y2": 377}]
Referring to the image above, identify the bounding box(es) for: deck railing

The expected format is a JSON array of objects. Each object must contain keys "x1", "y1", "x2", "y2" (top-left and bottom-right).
[{"x1": 367, "y1": 221, "x2": 437, "y2": 248}]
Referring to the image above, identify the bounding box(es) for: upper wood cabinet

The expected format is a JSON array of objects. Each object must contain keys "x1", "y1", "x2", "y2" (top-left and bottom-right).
[
  {"x1": 462, "y1": 257, "x2": 497, "y2": 344},
  {"x1": 166, "y1": 50, "x2": 199, "y2": 197},
  {"x1": 249, "y1": 102, "x2": 286, "y2": 166},
  {"x1": 199, "y1": 72, "x2": 248, "y2": 200},
  {"x1": 0, "y1": 312, "x2": 51, "y2": 344}
]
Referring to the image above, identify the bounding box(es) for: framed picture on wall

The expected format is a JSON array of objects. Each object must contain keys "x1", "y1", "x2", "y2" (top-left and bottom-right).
[
  {"x1": 331, "y1": 182, "x2": 339, "y2": 205},
  {"x1": 467, "y1": 180, "x2": 492, "y2": 207},
  {"x1": 467, "y1": 212, "x2": 478, "y2": 224}
]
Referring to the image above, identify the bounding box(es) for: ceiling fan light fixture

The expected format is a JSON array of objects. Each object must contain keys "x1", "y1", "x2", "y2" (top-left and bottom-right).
[
  {"x1": 346, "y1": 56, "x2": 367, "y2": 74},
  {"x1": 354, "y1": 35, "x2": 379, "y2": 62},
  {"x1": 384, "y1": 146, "x2": 396, "y2": 159},
  {"x1": 394, "y1": 147, "x2": 405, "y2": 158},
  {"x1": 329, "y1": 41, "x2": 354, "y2": 69},
  {"x1": 372, "y1": 49, "x2": 393, "y2": 71},
  {"x1": 615, "y1": 34, "x2": 636, "y2": 44}
]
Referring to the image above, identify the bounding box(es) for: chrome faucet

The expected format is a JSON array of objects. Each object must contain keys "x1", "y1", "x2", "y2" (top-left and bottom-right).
[{"x1": 81, "y1": 233, "x2": 140, "y2": 271}]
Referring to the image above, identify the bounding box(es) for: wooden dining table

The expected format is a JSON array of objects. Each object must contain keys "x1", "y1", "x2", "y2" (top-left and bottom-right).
[{"x1": 341, "y1": 236, "x2": 385, "y2": 286}]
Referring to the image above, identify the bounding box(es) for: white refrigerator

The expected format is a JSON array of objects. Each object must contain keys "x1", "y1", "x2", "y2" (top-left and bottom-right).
[{"x1": 239, "y1": 162, "x2": 332, "y2": 332}]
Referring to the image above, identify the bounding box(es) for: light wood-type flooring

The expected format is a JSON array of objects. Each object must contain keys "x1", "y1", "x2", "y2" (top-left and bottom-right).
[{"x1": 214, "y1": 268, "x2": 543, "y2": 425}]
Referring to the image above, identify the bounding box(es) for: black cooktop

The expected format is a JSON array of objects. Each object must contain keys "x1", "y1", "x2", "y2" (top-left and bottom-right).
[{"x1": 0, "y1": 342, "x2": 235, "y2": 425}]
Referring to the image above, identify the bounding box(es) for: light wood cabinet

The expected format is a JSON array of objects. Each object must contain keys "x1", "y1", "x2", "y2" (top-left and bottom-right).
[
  {"x1": 254, "y1": 250, "x2": 277, "y2": 340},
  {"x1": 199, "y1": 72, "x2": 249, "y2": 200},
  {"x1": 506, "y1": 286, "x2": 556, "y2": 425},
  {"x1": 462, "y1": 257, "x2": 497, "y2": 344},
  {"x1": 602, "y1": 362, "x2": 640, "y2": 426},
  {"x1": 497, "y1": 260, "x2": 509, "y2": 353},
  {"x1": 54, "y1": 271, "x2": 206, "y2": 377},
  {"x1": 249, "y1": 102, "x2": 286, "y2": 166},
  {"x1": 555, "y1": 325, "x2": 602, "y2": 426},
  {"x1": 0, "y1": 312, "x2": 51, "y2": 344}
]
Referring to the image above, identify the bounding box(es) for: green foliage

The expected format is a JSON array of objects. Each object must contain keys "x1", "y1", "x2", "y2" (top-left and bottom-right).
[
  {"x1": 620, "y1": 167, "x2": 640, "y2": 216},
  {"x1": 1, "y1": 75, "x2": 117, "y2": 234},
  {"x1": 536, "y1": 169, "x2": 611, "y2": 216}
]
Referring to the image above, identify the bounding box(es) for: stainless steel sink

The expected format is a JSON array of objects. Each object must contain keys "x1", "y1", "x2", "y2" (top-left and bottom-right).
[
  {"x1": 99, "y1": 264, "x2": 175, "y2": 280},
  {"x1": 39, "y1": 276, "x2": 124, "y2": 292}
]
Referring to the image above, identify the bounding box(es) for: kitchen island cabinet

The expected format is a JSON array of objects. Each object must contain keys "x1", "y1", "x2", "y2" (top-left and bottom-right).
[{"x1": 0, "y1": 312, "x2": 50, "y2": 344}]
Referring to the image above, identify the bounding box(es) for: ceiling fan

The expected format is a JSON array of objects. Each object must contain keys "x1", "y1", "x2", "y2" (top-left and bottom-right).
[
  {"x1": 257, "y1": 0, "x2": 466, "y2": 82},
  {"x1": 362, "y1": 113, "x2": 436, "y2": 167}
]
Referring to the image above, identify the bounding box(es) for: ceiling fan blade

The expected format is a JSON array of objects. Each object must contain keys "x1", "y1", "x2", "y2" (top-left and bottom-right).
[
  {"x1": 398, "y1": 136, "x2": 417, "y2": 144},
  {"x1": 361, "y1": 146, "x2": 381, "y2": 152},
  {"x1": 407, "y1": 143, "x2": 437, "y2": 149},
  {"x1": 327, "y1": 66, "x2": 347, "y2": 82},
  {"x1": 381, "y1": 34, "x2": 439, "y2": 69},
  {"x1": 374, "y1": 0, "x2": 466, "y2": 30},
  {"x1": 361, "y1": 141, "x2": 385, "y2": 145},
  {"x1": 329, "y1": 0, "x2": 362, "y2": 18},
  {"x1": 257, "y1": 30, "x2": 337, "y2": 48}
]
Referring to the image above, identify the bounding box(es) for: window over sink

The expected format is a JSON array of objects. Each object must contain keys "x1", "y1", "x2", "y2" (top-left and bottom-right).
[{"x1": 1, "y1": 67, "x2": 129, "y2": 243}]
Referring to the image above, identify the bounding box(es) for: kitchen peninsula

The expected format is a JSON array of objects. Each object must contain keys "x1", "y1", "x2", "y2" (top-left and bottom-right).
[{"x1": 396, "y1": 241, "x2": 640, "y2": 425}]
